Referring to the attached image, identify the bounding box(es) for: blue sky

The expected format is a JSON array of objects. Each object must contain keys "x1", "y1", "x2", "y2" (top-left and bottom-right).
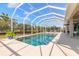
[{"x1": 0, "y1": 3, "x2": 67, "y2": 28}]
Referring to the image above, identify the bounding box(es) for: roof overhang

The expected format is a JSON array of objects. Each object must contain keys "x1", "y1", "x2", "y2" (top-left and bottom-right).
[{"x1": 64, "y1": 3, "x2": 79, "y2": 24}]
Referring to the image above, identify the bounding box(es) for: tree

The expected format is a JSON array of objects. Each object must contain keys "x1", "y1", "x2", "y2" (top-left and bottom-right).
[{"x1": 0, "y1": 12, "x2": 17, "y2": 32}]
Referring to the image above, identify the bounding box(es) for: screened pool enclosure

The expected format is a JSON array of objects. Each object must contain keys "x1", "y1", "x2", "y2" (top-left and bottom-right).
[{"x1": 10, "y1": 3, "x2": 67, "y2": 35}]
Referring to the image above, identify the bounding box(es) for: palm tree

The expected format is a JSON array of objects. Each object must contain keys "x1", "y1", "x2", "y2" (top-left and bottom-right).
[
  {"x1": 0, "y1": 12, "x2": 17, "y2": 32},
  {"x1": 0, "y1": 13, "x2": 10, "y2": 32}
]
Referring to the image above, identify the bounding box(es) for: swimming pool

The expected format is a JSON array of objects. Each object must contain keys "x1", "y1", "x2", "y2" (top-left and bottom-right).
[{"x1": 16, "y1": 34, "x2": 55, "y2": 46}]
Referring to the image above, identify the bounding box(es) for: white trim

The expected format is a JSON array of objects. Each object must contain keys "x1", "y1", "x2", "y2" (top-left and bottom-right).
[
  {"x1": 11, "y1": 3, "x2": 23, "y2": 31},
  {"x1": 31, "y1": 12, "x2": 64, "y2": 24},
  {"x1": 49, "y1": 5, "x2": 66, "y2": 11},
  {"x1": 36, "y1": 16, "x2": 64, "y2": 25},
  {"x1": 24, "y1": 6, "x2": 49, "y2": 19},
  {"x1": 27, "y1": 3, "x2": 36, "y2": 9},
  {"x1": 40, "y1": 19, "x2": 63, "y2": 24},
  {"x1": 1, "y1": 0, "x2": 79, "y2": 3},
  {"x1": 24, "y1": 5, "x2": 65, "y2": 19}
]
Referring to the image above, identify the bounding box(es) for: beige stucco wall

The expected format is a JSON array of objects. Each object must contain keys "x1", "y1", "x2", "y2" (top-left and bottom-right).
[
  {"x1": 64, "y1": 3, "x2": 79, "y2": 37},
  {"x1": 64, "y1": 3, "x2": 79, "y2": 24}
]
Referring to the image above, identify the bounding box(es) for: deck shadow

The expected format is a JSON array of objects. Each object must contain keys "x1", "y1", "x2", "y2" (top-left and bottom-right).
[{"x1": 56, "y1": 33, "x2": 79, "y2": 55}]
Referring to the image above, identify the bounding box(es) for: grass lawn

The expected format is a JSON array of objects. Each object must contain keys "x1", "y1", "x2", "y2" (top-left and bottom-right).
[
  {"x1": 0, "y1": 35, "x2": 7, "y2": 39},
  {"x1": 0, "y1": 34, "x2": 23, "y2": 39}
]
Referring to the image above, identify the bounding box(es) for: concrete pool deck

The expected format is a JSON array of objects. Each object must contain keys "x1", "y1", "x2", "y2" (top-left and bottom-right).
[{"x1": 0, "y1": 32, "x2": 79, "y2": 56}]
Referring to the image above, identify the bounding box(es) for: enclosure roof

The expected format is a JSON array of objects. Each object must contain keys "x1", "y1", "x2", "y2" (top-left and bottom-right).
[{"x1": 0, "y1": 3, "x2": 67, "y2": 27}]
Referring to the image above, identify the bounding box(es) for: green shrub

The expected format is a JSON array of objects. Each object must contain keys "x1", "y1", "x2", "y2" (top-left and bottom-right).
[{"x1": 6, "y1": 31, "x2": 16, "y2": 37}]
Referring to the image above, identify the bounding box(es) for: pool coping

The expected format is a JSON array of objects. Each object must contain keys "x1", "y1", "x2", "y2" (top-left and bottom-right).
[
  {"x1": 0, "y1": 32, "x2": 79, "y2": 56},
  {"x1": 15, "y1": 32, "x2": 58, "y2": 39},
  {"x1": 14, "y1": 32, "x2": 60, "y2": 47},
  {"x1": 52, "y1": 32, "x2": 61, "y2": 43}
]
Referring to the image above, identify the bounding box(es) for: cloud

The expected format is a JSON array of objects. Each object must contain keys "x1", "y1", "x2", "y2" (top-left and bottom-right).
[{"x1": 8, "y1": 3, "x2": 20, "y2": 8}]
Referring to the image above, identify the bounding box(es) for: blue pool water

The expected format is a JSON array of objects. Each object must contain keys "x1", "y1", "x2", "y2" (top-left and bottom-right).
[{"x1": 16, "y1": 34, "x2": 55, "y2": 46}]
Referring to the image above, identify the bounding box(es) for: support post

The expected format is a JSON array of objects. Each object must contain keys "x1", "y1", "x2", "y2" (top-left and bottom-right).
[{"x1": 69, "y1": 18, "x2": 74, "y2": 37}]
